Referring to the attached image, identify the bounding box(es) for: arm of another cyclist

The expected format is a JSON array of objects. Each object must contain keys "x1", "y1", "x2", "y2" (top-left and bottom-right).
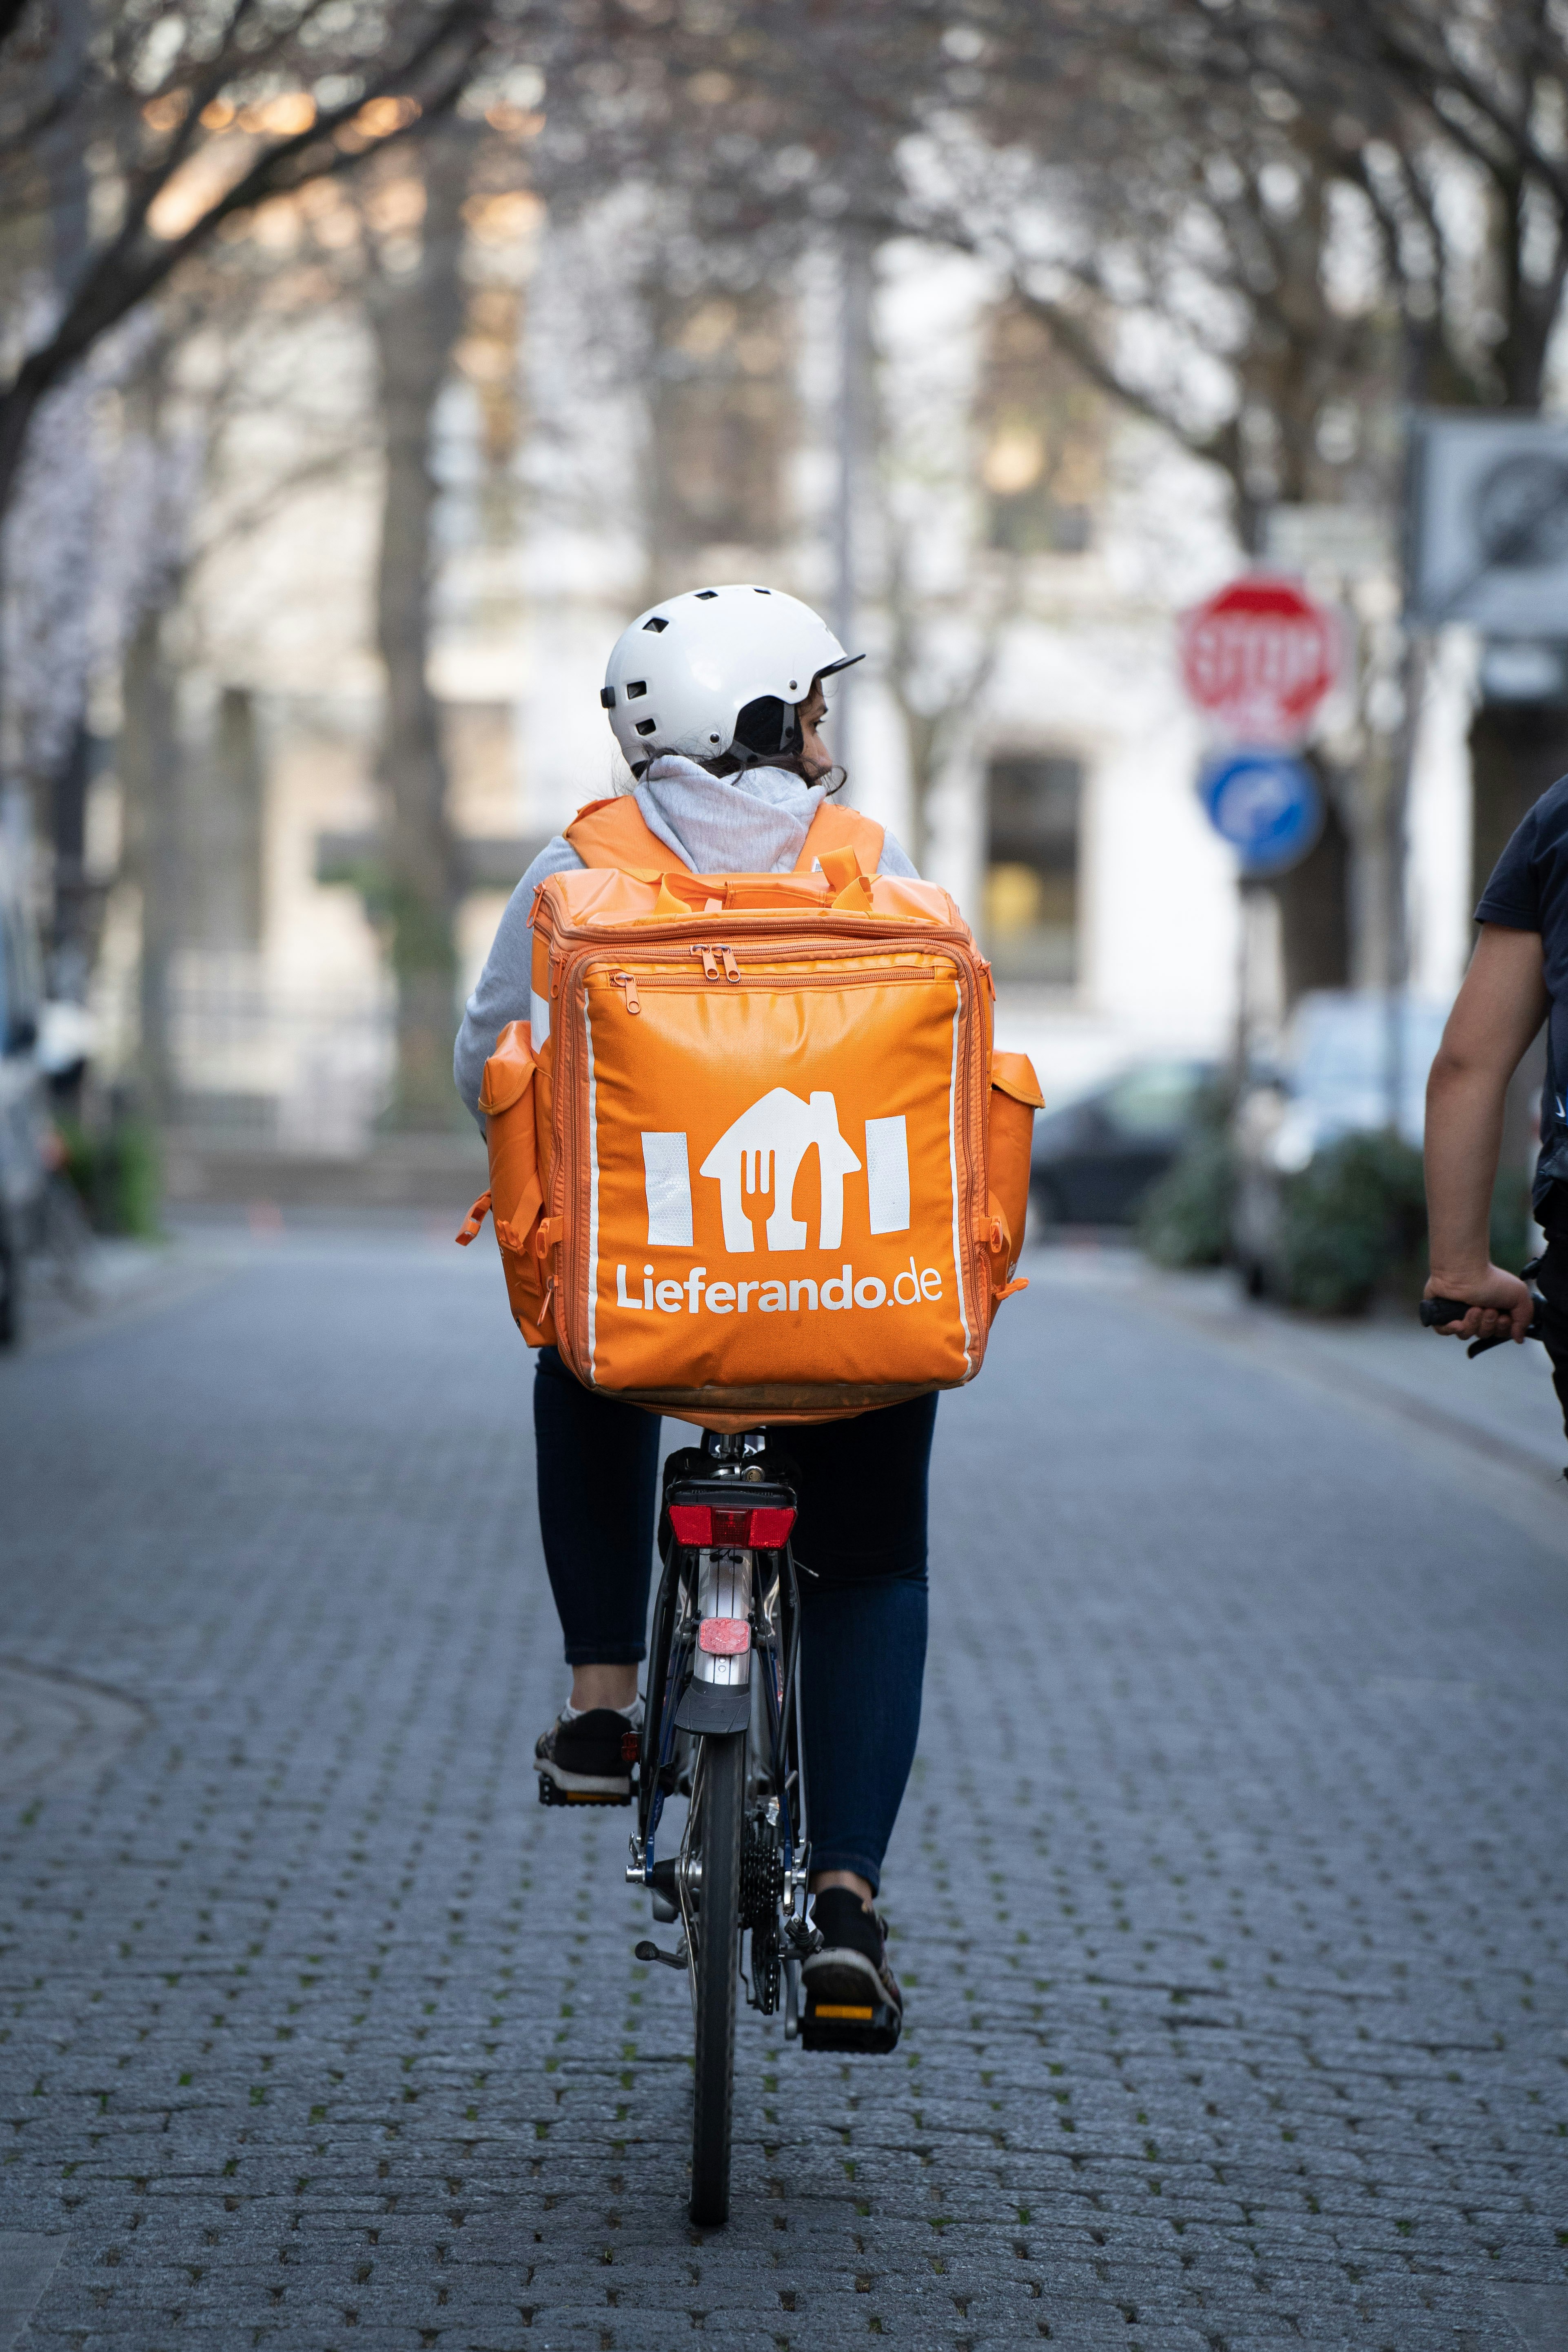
[{"x1": 1424, "y1": 923, "x2": 1548, "y2": 1345}]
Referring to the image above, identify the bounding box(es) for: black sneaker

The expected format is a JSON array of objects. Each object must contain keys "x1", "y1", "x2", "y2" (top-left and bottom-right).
[
  {"x1": 800, "y1": 1888, "x2": 902, "y2": 2052},
  {"x1": 535, "y1": 1707, "x2": 639, "y2": 1805}
]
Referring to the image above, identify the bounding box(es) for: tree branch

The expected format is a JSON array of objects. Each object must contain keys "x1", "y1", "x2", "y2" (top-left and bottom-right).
[{"x1": 0, "y1": 0, "x2": 488, "y2": 505}]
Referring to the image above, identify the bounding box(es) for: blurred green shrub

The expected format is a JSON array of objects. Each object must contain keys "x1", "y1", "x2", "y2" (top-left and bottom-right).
[
  {"x1": 1280, "y1": 1137, "x2": 1529, "y2": 1314},
  {"x1": 1137, "y1": 1093, "x2": 1235, "y2": 1268},
  {"x1": 57, "y1": 1119, "x2": 162, "y2": 1238},
  {"x1": 1141, "y1": 1119, "x2": 1532, "y2": 1311},
  {"x1": 1276, "y1": 1132, "x2": 1426, "y2": 1313}
]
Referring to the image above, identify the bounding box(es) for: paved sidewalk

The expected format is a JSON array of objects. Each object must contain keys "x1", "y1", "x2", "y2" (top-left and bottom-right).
[
  {"x1": 1137, "y1": 1253, "x2": 1567, "y2": 1487},
  {"x1": 0, "y1": 1225, "x2": 1565, "y2": 2349}
]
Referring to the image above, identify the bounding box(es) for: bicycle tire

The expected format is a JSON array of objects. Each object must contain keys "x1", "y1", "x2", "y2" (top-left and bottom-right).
[{"x1": 688, "y1": 1727, "x2": 744, "y2": 2226}]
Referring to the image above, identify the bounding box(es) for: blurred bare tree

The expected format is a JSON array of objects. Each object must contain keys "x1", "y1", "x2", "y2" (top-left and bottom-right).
[
  {"x1": 8, "y1": 0, "x2": 1568, "y2": 1141},
  {"x1": 0, "y1": 1, "x2": 525, "y2": 1121},
  {"x1": 363, "y1": 131, "x2": 472, "y2": 1124},
  {"x1": 551, "y1": 0, "x2": 1568, "y2": 996},
  {"x1": 942, "y1": 0, "x2": 1568, "y2": 960},
  {"x1": 0, "y1": 2, "x2": 487, "y2": 519}
]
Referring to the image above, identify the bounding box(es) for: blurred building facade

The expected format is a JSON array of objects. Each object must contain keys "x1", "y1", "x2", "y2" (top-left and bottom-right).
[{"x1": 87, "y1": 205, "x2": 1475, "y2": 1165}]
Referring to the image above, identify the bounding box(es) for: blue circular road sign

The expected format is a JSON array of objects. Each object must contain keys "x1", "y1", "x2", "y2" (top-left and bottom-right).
[{"x1": 1199, "y1": 749, "x2": 1323, "y2": 876}]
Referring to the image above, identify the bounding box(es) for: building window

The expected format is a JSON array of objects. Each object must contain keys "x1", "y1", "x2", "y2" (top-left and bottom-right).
[
  {"x1": 984, "y1": 753, "x2": 1082, "y2": 985},
  {"x1": 977, "y1": 304, "x2": 1103, "y2": 557}
]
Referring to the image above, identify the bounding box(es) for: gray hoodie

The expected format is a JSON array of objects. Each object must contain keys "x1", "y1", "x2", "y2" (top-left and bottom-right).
[{"x1": 453, "y1": 755, "x2": 916, "y2": 1125}]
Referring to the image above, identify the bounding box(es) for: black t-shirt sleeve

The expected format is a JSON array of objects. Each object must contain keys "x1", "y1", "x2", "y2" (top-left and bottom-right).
[{"x1": 1475, "y1": 801, "x2": 1542, "y2": 929}]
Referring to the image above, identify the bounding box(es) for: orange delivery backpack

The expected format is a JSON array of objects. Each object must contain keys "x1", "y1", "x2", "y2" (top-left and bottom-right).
[{"x1": 456, "y1": 792, "x2": 1043, "y2": 1428}]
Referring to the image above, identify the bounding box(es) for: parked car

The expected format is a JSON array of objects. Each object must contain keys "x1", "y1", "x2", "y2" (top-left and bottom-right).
[
  {"x1": 0, "y1": 830, "x2": 47, "y2": 1345},
  {"x1": 1030, "y1": 1056, "x2": 1218, "y2": 1226},
  {"x1": 1230, "y1": 990, "x2": 1449, "y2": 1298}
]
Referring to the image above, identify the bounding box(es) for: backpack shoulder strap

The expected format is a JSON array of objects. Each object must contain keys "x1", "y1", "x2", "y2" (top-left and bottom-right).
[
  {"x1": 567, "y1": 789, "x2": 883, "y2": 882},
  {"x1": 795, "y1": 800, "x2": 885, "y2": 878},
  {"x1": 563, "y1": 794, "x2": 687, "y2": 876}
]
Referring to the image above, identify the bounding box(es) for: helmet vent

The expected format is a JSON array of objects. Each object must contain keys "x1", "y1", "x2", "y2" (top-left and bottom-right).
[
  {"x1": 695, "y1": 589, "x2": 718, "y2": 600},
  {"x1": 754, "y1": 586, "x2": 771, "y2": 593},
  {"x1": 634, "y1": 719, "x2": 657, "y2": 737},
  {"x1": 643, "y1": 617, "x2": 668, "y2": 632},
  {"x1": 625, "y1": 680, "x2": 647, "y2": 699}
]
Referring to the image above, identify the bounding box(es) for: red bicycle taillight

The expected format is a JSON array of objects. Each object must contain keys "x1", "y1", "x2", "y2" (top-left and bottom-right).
[
  {"x1": 698, "y1": 1616, "x2": 750, "y2": 1655},
  {"x1": 667, "y1": 1502, "x2": 796, "y2": 1549},
  {"x1": 747, "y1": 1505, "x2": 796, "y2": 1548}
]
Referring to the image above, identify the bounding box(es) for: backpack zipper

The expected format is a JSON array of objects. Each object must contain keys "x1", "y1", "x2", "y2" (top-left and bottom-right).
[{"x1": 686, "y1": 942, "x2": 741, "y2": 982}]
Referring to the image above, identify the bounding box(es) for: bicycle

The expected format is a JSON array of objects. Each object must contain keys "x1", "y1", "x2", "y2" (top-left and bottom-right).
[{"x1": 573, "y1": 1424, "x2": 898, "y2": 2226}]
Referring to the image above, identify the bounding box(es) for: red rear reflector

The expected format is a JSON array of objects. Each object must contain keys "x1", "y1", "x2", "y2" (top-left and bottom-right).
[
  {"x1": 747, "y1": 1505, "x2": 796, "y2": 1547},
  {"x1": 667, "y1": 1502, "x2": 796, "y2": 1549},
  {"x1": 698, "y1": 1616, "x2": 750, "y2": 1655}
]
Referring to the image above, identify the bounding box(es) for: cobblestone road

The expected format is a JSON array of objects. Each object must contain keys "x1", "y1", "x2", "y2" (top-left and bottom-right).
[{"x1": 1, "y1": 1223, "x2": 1566, "y2": 2351}]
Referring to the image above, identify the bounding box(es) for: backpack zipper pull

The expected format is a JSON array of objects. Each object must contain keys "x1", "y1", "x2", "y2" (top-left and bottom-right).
[
  {"x1": 611, "y1": 970, "x2": 641, "y2": 1013},
  {"x1": 721, "y1": 947, "x2": 740, "y2": 983},
  {"x1": 690, "y1": 944, "x2": 721, "y2": 981}
]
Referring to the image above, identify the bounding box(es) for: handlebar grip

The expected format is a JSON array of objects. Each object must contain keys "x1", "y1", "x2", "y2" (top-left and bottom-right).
[
  {"x1": 1419, "y1": 1298, "x2": 1471, "y2": 1328},
  {"x1": 1418, "y1": 1294, "x2": 1547, "y2": 1355}
]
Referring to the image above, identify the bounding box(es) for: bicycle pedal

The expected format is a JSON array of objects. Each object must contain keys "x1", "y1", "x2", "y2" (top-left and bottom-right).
[
  {"x1": 799, "y1": 1996, "x2": 902, "y2": 2056},
  {"x1": 536, "y1": 1773, "x2": 632, "y2": 1808}
]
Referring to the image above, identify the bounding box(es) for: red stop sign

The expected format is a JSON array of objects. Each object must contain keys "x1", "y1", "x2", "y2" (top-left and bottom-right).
[{"x1": 1178, "y1": 575, "x2": 1340, "y2": 743}]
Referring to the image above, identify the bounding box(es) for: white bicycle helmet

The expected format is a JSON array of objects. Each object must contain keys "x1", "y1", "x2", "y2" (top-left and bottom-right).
[{"x1": 601, "y1": 583, "x2": 861, "y2": 777}]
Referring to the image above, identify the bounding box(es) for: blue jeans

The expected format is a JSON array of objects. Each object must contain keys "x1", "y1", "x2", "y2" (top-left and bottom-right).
[{"x1": 533, "y1": 1346, "x2": 934, "y2": 1893}]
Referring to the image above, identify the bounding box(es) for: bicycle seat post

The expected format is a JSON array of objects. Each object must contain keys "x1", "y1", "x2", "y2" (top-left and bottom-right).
[{"x1": 701, "y1": 1429, "x2": 766, "y2": 1466}]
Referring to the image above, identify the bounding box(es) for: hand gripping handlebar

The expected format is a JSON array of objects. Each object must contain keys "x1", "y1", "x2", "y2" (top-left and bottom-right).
[{"x1": 1419, "y1": 1295, "x2": 1546, "y2": 1358}]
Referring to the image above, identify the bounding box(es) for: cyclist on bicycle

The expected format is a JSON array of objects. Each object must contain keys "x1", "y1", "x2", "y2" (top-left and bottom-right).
[
  {"x1": 454, "y1": 587, "x2": 927, "y2": 2032},
  {"x1": 1424, "y1": 774, "x2": 1568, "y2": 1424}
]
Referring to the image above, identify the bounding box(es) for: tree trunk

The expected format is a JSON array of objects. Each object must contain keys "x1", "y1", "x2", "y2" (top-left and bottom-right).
[
  {"x1": 121, "y1": 606, "x2": 182, "y2": 1124},
  {"x1": 36, "y1": 0, "x2": 93, "y2": 986},
  {"x1": 189, "y1": 687, "x2": 264, "y2": 952},
  {"x1": 366, "y1": 144, "x2": 468, "y2": 1129},
  {"x1": 897, "y1": 705, "x2": 938, "y2": 879},
  {"x1": 1265, "y1": 792, "x2": 1350, "y2": 1007}
]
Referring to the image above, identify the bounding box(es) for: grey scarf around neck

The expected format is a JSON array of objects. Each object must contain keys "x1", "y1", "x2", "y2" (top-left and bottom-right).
[{"x1": 634, "y1": 754, "x2": 827, "y2": 877}]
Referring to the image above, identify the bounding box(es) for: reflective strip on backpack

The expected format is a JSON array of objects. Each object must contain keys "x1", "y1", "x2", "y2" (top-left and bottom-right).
[
  {"x1": 641, "y1": 1132, "x2": 694, "y2": 1247},
  {"x1": 946, "y1": 996, "x2": 971, "y2": 1374},
  {"x1": 585, "y1": 997, "x2": 601, "y2": 1381},
  {"x1": 864, "y1": 1116, "x2": 911, "y2": 1236}
]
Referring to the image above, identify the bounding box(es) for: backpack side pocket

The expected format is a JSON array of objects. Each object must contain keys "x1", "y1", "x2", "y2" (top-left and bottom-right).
[
  {"x1": 479, "y1": 1021, "x2": 551, "y2": 1343},
  {"x1": 986, "y1": 1052, "x2": 1044, "y2": 1292}
]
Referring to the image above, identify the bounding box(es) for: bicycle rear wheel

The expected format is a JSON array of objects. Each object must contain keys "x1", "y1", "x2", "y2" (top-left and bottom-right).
[{"x1": 688, "y1": 1728, "x2": 744, "y2": 2226}]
